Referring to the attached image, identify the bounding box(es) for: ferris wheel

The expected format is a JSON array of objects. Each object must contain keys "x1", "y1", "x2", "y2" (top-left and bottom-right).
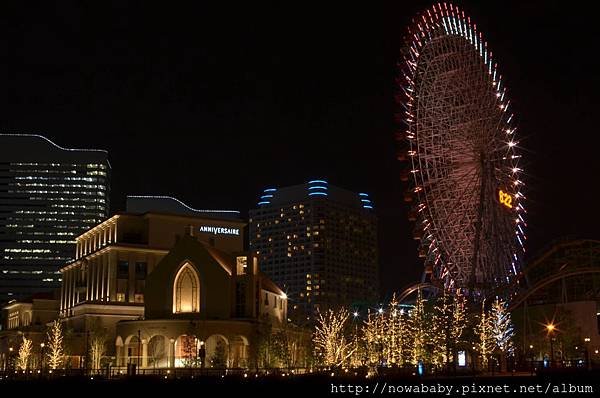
[{"x1": 397, "y1": 3, "x2": 525, "y2": 296}]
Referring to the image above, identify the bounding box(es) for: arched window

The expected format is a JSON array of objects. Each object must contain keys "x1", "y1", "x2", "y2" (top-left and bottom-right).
[{"x1": 173, "y1": 263, "x2": 200, "y2": 313}]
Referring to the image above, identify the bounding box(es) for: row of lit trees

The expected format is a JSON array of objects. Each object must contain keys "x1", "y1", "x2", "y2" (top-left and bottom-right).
[
  {"x1": 14, "y1": 320, "x2": 63, "y2": 371},
  {"x1": 313, "y1": 290, "x2": 515, "y2": 372},
  {"x1": 12, "y1": 319, "x2": 107, "y2": 371}
]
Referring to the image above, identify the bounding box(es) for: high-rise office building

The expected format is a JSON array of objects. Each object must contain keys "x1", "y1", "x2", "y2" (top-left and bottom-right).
[
  {"x1": 249, "y1": 180, "x2": 379, "y2": 319},
  {"x1": 0, "y1": 134, "x2": 110, "y2": 302}
]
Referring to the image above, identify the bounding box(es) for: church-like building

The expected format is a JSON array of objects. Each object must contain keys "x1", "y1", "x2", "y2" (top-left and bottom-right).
[{"x1": 114, "y1": 232, "x2": 289, "y2": 368}]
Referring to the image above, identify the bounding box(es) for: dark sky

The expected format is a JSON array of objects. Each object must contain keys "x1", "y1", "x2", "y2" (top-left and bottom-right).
[{"x1": 1, "y1": 1, "x2": 599, "y2": 299}]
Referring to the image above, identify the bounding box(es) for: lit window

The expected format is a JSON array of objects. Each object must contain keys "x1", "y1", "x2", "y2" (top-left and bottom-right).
[{"x1": 173, "y1": 263, "x2": 200, "y2": 314}]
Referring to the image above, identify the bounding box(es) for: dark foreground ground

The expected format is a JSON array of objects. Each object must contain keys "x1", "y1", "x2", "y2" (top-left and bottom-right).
[{"x1": 2, "y1": 370, "x2": 599, "y2": 396}]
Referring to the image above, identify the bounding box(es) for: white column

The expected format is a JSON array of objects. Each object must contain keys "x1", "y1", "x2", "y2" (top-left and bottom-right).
[
  {"x1": 116, "y1": 345, "x2": 122, "y2": 367},
  {"x1": 95, "y1": 259, "x2": 100, "y2": 300},
  {"x1": 108, "y1": 256, "x2": 115, "y2": 301},
  {"x1": 168, "y1": 339, "x2": 175, "y2": 368},
  {"x1": 99, "y1": 257, "x2": 104, "y2": 300},
  {"x1": 102, "y1": 255, "x2": 107, "y2": 300},
  {"x1": 90, "y1": 260, "x2": 95, "y2": 301},
  {"x1": 142, "y1": 340, "x2": 148, "y2": 368},
  {"x1": 68, "y1": 270, "x2": 74, "y2": 309},
  {"x1": 85, "y1": 262, "x2": 90, "y2": 301},
  {"x1": 60, "y1": 271, "x2": 65, "y2": 312}
]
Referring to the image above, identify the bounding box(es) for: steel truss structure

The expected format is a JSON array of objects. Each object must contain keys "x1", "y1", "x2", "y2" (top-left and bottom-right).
[
  {"x1": 398, "y1": 3, "x2": 525, "y2": 296},
  {"x1": 509, "y1": 239, "x2": 600, "y2": 310}
]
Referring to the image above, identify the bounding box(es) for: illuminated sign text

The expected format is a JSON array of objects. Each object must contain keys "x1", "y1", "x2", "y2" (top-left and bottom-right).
[
  {"x1": 498, "y1": 190, "x2": 513, "y2": 209},
  {"x1": 199, "y1": 226, "x2": 240, "y2": 236}
]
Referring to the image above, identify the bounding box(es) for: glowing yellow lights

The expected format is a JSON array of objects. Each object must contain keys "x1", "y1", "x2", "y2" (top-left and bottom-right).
[
  {"x1": 545, "y1": 323, "x2": 556, "y2": 333},
  {"x1": 499, "y1": 190, "x2": 513, "y2": 209}
]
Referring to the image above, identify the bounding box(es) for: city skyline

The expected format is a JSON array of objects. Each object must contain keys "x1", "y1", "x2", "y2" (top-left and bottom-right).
[
  {"x1": 1, "y1": 1, "x2": 599, "y2": 298},
  {"x1": 1, "y1": 1, "x2": 600, "y2": 391}
]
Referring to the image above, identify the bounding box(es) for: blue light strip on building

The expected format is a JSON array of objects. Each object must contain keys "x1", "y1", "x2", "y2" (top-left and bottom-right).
[
  {"x1": 308, "y1": 180, "x2": 328, "y2": 184},
  {"x1": 361, "y1": 199, "x2": 371, "y2": 203},
  {"x1": 258, "y1": 201, "x2": 270, "y2": 205},
  {"x1": 359, "y1": 193, "x2": 369, "y2": 197},
  {"x1": 264, "y1": 188, "x2": 277, "y2": 192},
  {"x1": 308, "y1": 186, "x2": 328, "y2": 190},
  {"x1": 308, "y1": 192, "x2": 328, "y2": 196},
  {"x1": 363, "y1": 205, "x2": 373, "y2": 209},
  {"x1": 261, "y1": 194, "x2": 274, "y2": 199}
]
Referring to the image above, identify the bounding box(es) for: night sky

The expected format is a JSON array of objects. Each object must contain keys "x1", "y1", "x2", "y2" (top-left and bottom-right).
[{"x1": 1, "y1": 1, "x2": 599, "y2": 300}]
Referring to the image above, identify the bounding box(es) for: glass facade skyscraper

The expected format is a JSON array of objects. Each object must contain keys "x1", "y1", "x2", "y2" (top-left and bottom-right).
[
  {"x1": 0, "y1": 134, "x2": 110, "y2": 302},
  {"x1": 249, "y1": 180, "x2": 378, "y2": 321}
]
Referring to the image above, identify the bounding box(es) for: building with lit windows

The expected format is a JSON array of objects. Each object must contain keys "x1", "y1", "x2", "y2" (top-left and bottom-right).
[
  {"x1": 249, "y1": 180, "x2": 379, "y2": 321},
  {"x1": 0, "y1": 134, "x2": 110, "y2": 303},
  {"x1": 46, "y1": 196, "x2": 307, "y2": 369}
]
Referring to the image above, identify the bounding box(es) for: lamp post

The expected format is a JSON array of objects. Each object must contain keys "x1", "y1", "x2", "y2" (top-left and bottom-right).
[
  {"x1": 39, "y1": 342, "x2": 45, "y2": 376},
  {"x1": 8, "y1": 347, "x2": 13, "y2": 371},
  {"x1": 529, "y1": 344, "x2": 534, "y2": 375},
  {"x1": 545, "y1": 323, "x2": 555, "y2": 368},
  {"x1": 352, "y1": 312, "x2": 359, "y2": 366},
  {"x1": 584, "y1": 337, "x2": 591, "y2": 370}
]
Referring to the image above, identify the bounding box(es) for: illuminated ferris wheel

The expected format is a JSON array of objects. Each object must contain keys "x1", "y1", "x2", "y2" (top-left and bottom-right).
[{"x1": 397, "y1": 3, "x2": 525, "y2": 296}]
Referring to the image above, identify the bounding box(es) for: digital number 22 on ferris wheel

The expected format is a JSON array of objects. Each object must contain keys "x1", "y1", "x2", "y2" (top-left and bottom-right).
[{"x1": 498, "y1": 190, "x2": 513, "y2": 209}]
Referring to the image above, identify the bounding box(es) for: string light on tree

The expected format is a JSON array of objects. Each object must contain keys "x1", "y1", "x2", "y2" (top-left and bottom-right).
[
  {"x1": 17, "y1": 335, "x2": 32, "y2": 371},
  {"x1": 46, "y1": 320, "x2": 65, "y2": 370},
  {"x1": 313, "y1": 308, "x2": 355, "y2": 368}
]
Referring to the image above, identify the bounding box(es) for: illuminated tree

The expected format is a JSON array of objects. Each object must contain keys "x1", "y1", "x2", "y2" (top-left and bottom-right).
[
  {"x1": 362, "y1": 309, "x2": 385, "y2": 368},
  {"x1": 89, "y1": 332, "x2": 106, "y2": 371},
  {"x1": 407, "y1": 288, "x2": 430, "y2": 365},
  {"x1": 474, "y1": 299, "x2": 495, "y2": 369},
  {"x1": 313, "y1": 308, "x2": 355, "y2": 367},
  {"x1": 490, "y1": 297, "x2": 514, "y2": 371},
  {"x1": 180, "y1": 335, "x2": 198, "y2": 367},
  {"x1": 17, "y1": 335, "x2": 32, "y2": 370},
  {"x1": 383, "y1": 294, "x2": 409, "y2": 366},
  {"x1": 348, "y1": 328, "x2": 364, "y2": 368},
  {"x1": 491, "y1": 297, "x2": 514, "y2": 353},
  {"x1": 431, "y1": 290, "x2": 467, "y2": 370},
  {"x1": 46, "y1": 320, "x2": 64, "y2": 369}
]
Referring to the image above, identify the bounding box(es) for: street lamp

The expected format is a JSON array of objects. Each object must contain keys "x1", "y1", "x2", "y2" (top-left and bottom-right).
[
  {"x1": 8, "y1": 347, "x2": 13, "y2": 371},
  {"x1": 584, "y1": 337, "x2": 591, "y2": 370},
  {"x1": 545, "y1": 323, "x2": 555, "y2": 368},
  {"x1": 529, "y1": 344, "x2": 534, "y2": 374},
  {"x1": 40, "y1": 343, "x2": 45, "y2": 374}
]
